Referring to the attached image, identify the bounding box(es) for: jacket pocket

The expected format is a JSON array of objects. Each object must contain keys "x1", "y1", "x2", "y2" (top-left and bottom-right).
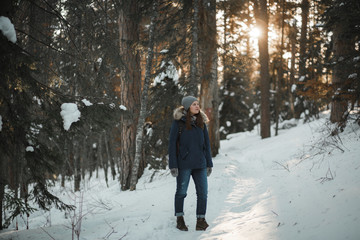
[{"x1": 180, "y1": 148, "x2": 189, "y2": 160}]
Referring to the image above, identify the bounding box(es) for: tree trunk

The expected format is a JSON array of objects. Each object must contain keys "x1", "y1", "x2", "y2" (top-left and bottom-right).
[
  {"x1": 275, "y1": 0, "x2": 286, "y2": 136},
  {"x1": 222, "y1": 3, "x2": 228, "y2": 83},
  {"x1": 61, "y1": 138, "x2": 68, "y2": 188},
  {"x1": 74, "y1": 140, "x2": 81, "y2": 192},
  {"x1": 104, "y1": 131, "x2": 116, "y2": 180},
  {"x1": 0, "y1": 181, "x2": 4, "y2": 230},
  {"x1": 89, "y1": 141, "x2": 98, "y2": 179},
  {"x1": 295, "y1": 0, "x2": 309, "y2": 118},
  {"x1": 118, "y1": 0, "x2": 141, "y2": 190},
  {"x1": 299, "y1": 0, "x2": 309, "y2": 80},
  {"x1": 81, "y1": 138, "x2": 88, "y2": 181},
  {"x1": 129, "y1": 1, "x2": 157, "y2": 191},
  {"x1": 330, "y1": 23, "x2": 355, "y2": 123},
  {"x1": 189, "y1": 0, "x2": 200, "y2": 96},
  {"x1": 0, "y1": 149, "x2": 7, "y2": 230},
  {"x1": 98, "y1": 132, "x2": 109, "y2": 186},
  {"x1": 288, "y1": 23, "x2": 297, "y2": 119},
  {"x1": 199, "y1": 0, "x2": 220, "y2": 156},
  {"x1": 254, "y1": 0, "x2": 271, "y2": 139},
  {"x1": 274, "y1": 68, "x2": 280, "y2": 136}
]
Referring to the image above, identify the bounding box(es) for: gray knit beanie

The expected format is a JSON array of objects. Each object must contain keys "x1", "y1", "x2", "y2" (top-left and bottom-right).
[{"x1": 181, "y1": 96, "x2": 198, "y2": 111}]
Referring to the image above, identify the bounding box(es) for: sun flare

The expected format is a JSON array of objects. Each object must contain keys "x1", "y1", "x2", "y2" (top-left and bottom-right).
[{"x1": 249, "y1": 27, "x2": 261, "y2": 38}]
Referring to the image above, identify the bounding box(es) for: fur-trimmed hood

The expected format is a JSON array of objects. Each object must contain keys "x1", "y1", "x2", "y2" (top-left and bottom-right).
[{"x1": 173, "y1": 106, "x2": 209, "y2": 123}]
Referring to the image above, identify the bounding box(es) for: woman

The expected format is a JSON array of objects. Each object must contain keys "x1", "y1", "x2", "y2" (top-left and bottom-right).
[{"x1": 168, "y1": 96, "x2": 213, "y2": 231}]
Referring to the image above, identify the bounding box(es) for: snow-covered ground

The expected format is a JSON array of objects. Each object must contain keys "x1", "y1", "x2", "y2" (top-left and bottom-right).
[{"x1": 1, "y1": 111, "x2": 359, "y2": 240}]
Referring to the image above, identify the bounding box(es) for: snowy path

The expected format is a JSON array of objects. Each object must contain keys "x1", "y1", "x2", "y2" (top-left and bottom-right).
[{"x1": 1, "y1": 114, "x2": 360, "y2": 240}]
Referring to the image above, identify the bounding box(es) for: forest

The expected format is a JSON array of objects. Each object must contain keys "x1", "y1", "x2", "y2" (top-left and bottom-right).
[{"x1": 0, "y1": 0, "x2": 359, "y2": 231}]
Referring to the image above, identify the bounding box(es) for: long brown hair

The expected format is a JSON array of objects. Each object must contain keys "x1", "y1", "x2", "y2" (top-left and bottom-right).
[{"x1": 185, "y1": 110, "x2": 204, "y2": 130}]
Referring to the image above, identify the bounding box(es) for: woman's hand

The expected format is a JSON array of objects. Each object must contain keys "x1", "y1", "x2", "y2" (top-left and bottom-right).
[
  {"x1": 170, "y1": 168, "x2": 178, "y2": 177},
  {"x1": 207, "y1": 167, "x2": 212, "y2": 177}
]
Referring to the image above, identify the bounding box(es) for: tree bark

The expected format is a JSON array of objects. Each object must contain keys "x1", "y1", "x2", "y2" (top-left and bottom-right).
[
  {"x1": 289, "y1": 23, "x2": 297, "y2": 119},
  {"x1": 189, "y1": 0, "x2": 200, "y2": 96},
  {"x1": 99, "y1": 132, "x2": 109, "y2": 187},
  {"x1": 254, "y1": 0, "x2": 271, "y2": 139},
  {"x1": 275, "y1": 0, "x2": 286, "y2": 136},
  {"x1": 0, "y1": 181, "x2": 4, "y2": 229},
  {"x1": 295, "y1": 0, "x2": 309, "y2": 118},
  {"x1": 74, "y1": 140, "x2": 81, "y2": 192},
  {"x1": 299, "y1": 0, "x2": 309, "y2": 80},
  {"x1": 118, "y1": 0, "x2": 141, "y2": 190},
  {"x1": 104, "y1": 131, "x2": 116, "y2": 181},
  {"x1": 330, "y1": 23, "x2": 355, "y2": 123},
  {"x1": 199, "y1": 0, "x2": 220, "y2": 156},
  {"x1": 222, "y1": 2, "x2": 228, "y2": 83}
]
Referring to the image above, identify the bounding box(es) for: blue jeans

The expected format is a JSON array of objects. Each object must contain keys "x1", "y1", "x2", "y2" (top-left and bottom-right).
[{"x1": 174, "y1": 168, "x2": 208, "y2": 218}]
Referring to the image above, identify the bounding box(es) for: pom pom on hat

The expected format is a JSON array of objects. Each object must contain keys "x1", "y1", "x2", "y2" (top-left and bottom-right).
[{"x1": 181, "y1": 96, "x2": 198, "y2": 110}]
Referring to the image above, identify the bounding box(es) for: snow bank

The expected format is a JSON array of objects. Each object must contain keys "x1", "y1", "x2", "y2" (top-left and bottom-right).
[{"x1": 1, "y1": 112, "x2": 359, "y2": 240}]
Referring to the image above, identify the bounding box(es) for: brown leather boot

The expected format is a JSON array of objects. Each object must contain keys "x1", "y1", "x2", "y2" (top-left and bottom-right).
[
  {"x1": 196, "y1": 218, "x2": 209, "y2": 231},
  {"x1": 176, "y1": 216, "x2": 188, "y2": 231}
]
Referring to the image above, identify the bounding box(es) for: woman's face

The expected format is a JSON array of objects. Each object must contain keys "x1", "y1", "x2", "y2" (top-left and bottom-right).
[{"x1": 189, "y1": 101, "x2": 200, "y2": 115}]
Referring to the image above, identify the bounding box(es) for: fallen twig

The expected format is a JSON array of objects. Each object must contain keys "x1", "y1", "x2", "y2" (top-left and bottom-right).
[
  {"x1": 274, "y1": 161, "x2": 290, "y2": 172},
  {"x1": 40, "y1": 227, "x2": 56, "y2": 240},
  {"x1": 119, "y1": 231, "x2": 128, "y2": 240},
  {"x1": 271, "y1": 210, "x2": 279, "y2": 216}
]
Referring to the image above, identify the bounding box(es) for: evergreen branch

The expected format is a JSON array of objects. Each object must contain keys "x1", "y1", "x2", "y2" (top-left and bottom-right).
[
  {"x1": 15, "y1": 28, "x2": 78, "y2": 59},
  {"x1": 31, "y1": 0, "x2": 73, "y2": 28}
]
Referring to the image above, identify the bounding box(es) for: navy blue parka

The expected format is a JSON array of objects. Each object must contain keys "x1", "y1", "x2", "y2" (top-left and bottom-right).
[{"x1": 168, "y1": 107, "x2": 213, "y2": 170}]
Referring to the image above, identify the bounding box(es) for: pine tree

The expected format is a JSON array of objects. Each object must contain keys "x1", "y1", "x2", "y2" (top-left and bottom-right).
[
  {"x1": 0, "y1": 1, "x2": 74, "y2": 228},
  {"x1": 324, "y1": 0, "x2": 360, "y2": 125},
  {"x1": 217, "y1": 0, "x2": 257, "y2": 138}
]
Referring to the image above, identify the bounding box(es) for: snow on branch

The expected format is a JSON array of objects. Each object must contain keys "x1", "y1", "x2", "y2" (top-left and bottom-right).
[
  {"x1": 60, "y1": 103, "x2": 81, "y2": 131},
  {"x1": 81, "y1": 99, "x2": 93, "y2": 106},
  {"x1": 153, "y1": 61, "x2": 179, "y2": 86},
  {"x1": 0, "y1": 16, "x2": 17, "y2": 43}
]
